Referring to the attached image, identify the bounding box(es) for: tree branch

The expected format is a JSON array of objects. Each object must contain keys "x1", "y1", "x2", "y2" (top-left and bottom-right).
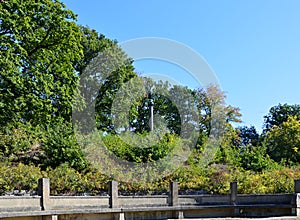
[{"x1": 27, "y1": 27, "x2": 62, "y2": 56}]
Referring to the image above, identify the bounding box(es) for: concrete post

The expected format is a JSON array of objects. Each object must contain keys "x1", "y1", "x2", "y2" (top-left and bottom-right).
[
  {"x1": 38, "y1": 178, "x2": 50, "y2": 211},
  {"x1": 296, "y1": 194, "x2": 300, "y2": 217},
  {"x1": 230, "y1": 182, "x2": 239, "y2": 216},
  {"x1": 295, "y1": 180, "x2": 300, "y2": 193},
  {"x1": 293, "y1": 180, "x2": 300, "y2": 216},
  {"x1": 109, "y1": 180, "x2": 119, "y2": 208},
  {"x1": 169, "y1": 182, "x2": 178, "y2": 206},
  {"x1": 230, "y1": 182, "x2": 237, "y2": 204}
]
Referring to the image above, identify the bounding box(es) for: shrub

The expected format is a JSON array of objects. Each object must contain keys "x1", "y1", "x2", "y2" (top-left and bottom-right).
[
  {"x1": 0, "y1": 162, "x2": 44, "y2": 195},
  {"x1": 102, "y1": 132, "x2": 179, "y2": 163},
  {"x1": 46, "y1": 163, "x2": 109, "y2": 195}
]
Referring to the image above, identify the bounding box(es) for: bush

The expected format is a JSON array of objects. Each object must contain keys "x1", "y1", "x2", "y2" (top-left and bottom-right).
[
  {"x1": 103, "y1": 132, "x2": 179, "y2": 163},
  {"x1": 0, "y1": 120, "x2": 89, "y2": 171},
  {"x1": 46, "y1": 163, "x2": 110, "y2": 195},
  {"x1": 0, "y1": 162, "x2": 44, "y2": 195},
  {"x1": 0, "y1": 123, "x2": 43, "y2": 163},
  {"x1": 0, "y1": 161, "x2": 300, "y2": 195},
  {"x1": 40, "y1": 120, "x2": 89, "y2": 171}
]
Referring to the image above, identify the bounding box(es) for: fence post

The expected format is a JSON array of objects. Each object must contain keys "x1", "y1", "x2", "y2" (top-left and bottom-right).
[
  {"x1": 169, "y1": 182, "x2": 183, "y2": 219},
  {"x1": 169, "y1": 182, "x2": 179, "y2": 206},
  {"x1": 230, "y1": 182, "x2": 237, "y2": 204},
  {"x1": 38, "y1": 178, "x2": 50, "y2": 211},
  {"x1": 295, "y1": 180, "x2": 300, "y2": 193},
  {"x1": 293, "y1": 180, "x2": 300, "y2": 216},
  {"x1": 230, "y1": 182, "x2": 239, "y2": 216},
  {"x1": 109, "y1": 180, "x2": 119, "y2": 208}
]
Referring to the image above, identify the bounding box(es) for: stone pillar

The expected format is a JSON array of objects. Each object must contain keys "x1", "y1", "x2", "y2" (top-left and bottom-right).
[
  {"x1": 230, "y1": 182, "x2": 239, "y2": 216},
  {"x1": 109, "y1": 180, "x2": 119, "y2": 208},
  {"x1": 293, "y1": 180, "x2": 300, "y2": 216},
  {"x1": 38, "y1": 178, "x2": 50, "y2": 211},
  {"x1": 230, "y1": 182, "x2": 237, "y2": 204},
  {"x1": 295, "y1": 180, "x2": 300, "y2": 193},
  {"x1": 296, "y1": 194, "x2": 300, "y2": 217},
  {"x1": 168, "y1": 182, "x2": 178, "y2": 206}
]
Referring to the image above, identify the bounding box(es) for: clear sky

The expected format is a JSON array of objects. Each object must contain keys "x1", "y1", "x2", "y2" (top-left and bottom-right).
[{"x1": 62, "y1": 0, "x2": 300, "y2": 133}]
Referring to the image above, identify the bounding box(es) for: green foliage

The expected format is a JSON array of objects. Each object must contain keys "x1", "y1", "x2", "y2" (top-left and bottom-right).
[
  {"x1": 0, "y1": 162, "x2": 44, "y2": 195},
  {"x1": 1, "y1": 0, "x2": 300, "y2": 197},
  {"x1": 40, "y1": 119, "x2": 89, "y2": 171},
  {"x1": 264, "y1": 103, "x2": 300, "y2": 132},
  {"x1": 235, "y1": 167, "x2": 298, "y2": 194},
  {"x1": 211, "y1": 125, "x2": 276, "y2": 172},
  {"x1": 206, "y1": 164, "x2": 232, "y2": 194},
  {"x1": 236, "y1": 126, "x2": 260, "y2": 147},
  {"x1": 103, "y1": 133, "x2": 179, "y2": 163},
  {"x1": 0, "y1": 0, "x2": 83, "y2": 126},
  {"x1": 194, "y1": 85, "x2": 242, "y2": 136},
  {"x1": 0, "y1": 162, "x2": 109, "y2": 196},
  {"x1": 211, "y1": 124, "x2": 243, "y2": 168},
  {"x1": 0, "y1": 120, "x2": 88, "y2": 171},
  {"x1": 238, "y1": 145, "x2": 276, "y2": 172},
  {"x1": 264, "y1": 115, "x2": 300, "y2": 165},
  {"x1": 171, "y1": 164, "x2": 209, "y2": 191},
  {"x1": 0, "y1": 122, "x2": 43, "y2": 160},
  {"x1": 0, "y1": 2, "x2": 124, "y2": 171},
  {"x1": 46, "y1": 163, "x2": 108, "y2": 195},
  {"x1": 129, "y1": 79, "x2": 193, "y2": 135},
  {"x1": 75, "y1": 26, "x2": 111, "y2": 75},
  {"x1": 0, "y1": 158, "x2": 299, "y2": 195}
]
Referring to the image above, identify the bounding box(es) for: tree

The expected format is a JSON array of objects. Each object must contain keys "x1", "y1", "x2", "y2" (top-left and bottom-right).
[
  {"x1": 0, "y1": 1, "x2": 110, "y2": 171},
  {"x1": 185, "y1": 85, "x2": 242, "y2": 166},
  {"x1": 264, "y1": 115, "x2": 300, "y2": 165},
  {"x1": 94, "y1": 59, "x2": 136, "y2": 132},
  {"x1": 0, "y1": 0, "x2": 83, "y2": 127},
  {"x1": 238, "y1": 145, "x2": 274, "y2": 172},
  {"x1": 72, "y1": 26, "x2": 137, "y2": 133},
  {"x1": 129, "y1": 79, "x2": 185, "y2": 135},
  {"x1": 194, "y1": 85, "x2": 241, "y2": 141},
  {"x1": 67, "y1": 25, "x2": 139, "y2": 137},
  {"x1": 74, "y1": 25, "x2": 133, "y2": 77},
  {"x1": 263, "y1": 103, "x2": 300, "y2": 132},
  {"x1": 40, "y1": 119, "x2": 89, "y2": 171},
  {"x1": 236, "y1": 126, "x2": 260, "y2": 147},
  {"x1": 114, "y1": 77, "x2": 200, "y2": 139}
]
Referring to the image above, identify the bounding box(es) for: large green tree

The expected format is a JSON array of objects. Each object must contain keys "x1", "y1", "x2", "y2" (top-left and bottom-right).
[
  {"x1": 264, "y1": 115, "x2": 300, "y2": 165},
  {"x1": 0, "y1": 1, "x2": 113, "y2": 170},
  {"x1": 236, "y1": 126, "x2": 260, "y2": 147},
  {"x1": 130, "y1": 84, "x2": 242, "y2": 147},
  {"x1": 263, "y1": 103, "x2": 300, "y2": 132},
  {"x1": 194, "y1": 85, "x2": 241, "y2": 140},
  {"x1": 71, "y1": 25, "x2": 137, "y2": 133},
  {"x1": 0, "y1": 0, "x2": 83, "y2": 127},
  {"x1": 129, "y1": 79, "x2": 184, "y2": 134}
]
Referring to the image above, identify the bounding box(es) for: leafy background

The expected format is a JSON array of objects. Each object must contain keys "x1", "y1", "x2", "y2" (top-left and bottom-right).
[{"x1": 1, "y1": 0, "x2": 300, "y2": 195}]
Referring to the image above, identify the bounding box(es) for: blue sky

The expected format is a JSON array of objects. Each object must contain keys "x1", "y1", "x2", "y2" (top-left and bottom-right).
[{"x1": 62, "y1": 0, "x2": 300, "y2": 133}]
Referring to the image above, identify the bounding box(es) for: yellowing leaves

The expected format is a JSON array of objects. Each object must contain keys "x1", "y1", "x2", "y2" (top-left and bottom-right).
[{"x1": 264, "y1": 115, "x2": 300, "y2": 165}]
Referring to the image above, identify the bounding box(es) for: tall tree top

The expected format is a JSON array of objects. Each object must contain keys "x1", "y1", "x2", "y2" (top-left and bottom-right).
[
  {"x1": 0, "y1": 0, "x2": 83, "y2": 126},
  {"x1": 263, "y1": 103, "x2": 300, "y2": 132}
]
